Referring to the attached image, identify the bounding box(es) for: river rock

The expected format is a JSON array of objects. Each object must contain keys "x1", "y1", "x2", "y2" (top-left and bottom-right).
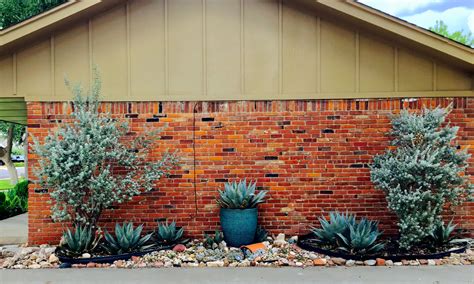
[{"x1": 364, "y1": 259, "x2": 376, "y2": 266}]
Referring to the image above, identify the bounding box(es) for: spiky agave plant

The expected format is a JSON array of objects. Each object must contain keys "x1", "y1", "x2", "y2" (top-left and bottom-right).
[
  {"x1": 155, "y1": 221, "x2": 184, "y2": 245},
  {"x1": 254, "y1": 226, "x2": 269, "y2": 243},
  {"x1": 217, "y1": 179, "x2": 267, "y2": 209},
  {"x1": 104, "y1": 222, "x2": 153, "y2": 254},
  {"x1": 311, "y1": 211, "x2": 355, "y2": 246},
  {"x1": 430, "y1": 220, "x2": 457, "y2": 246},
  {"x1": 336, "y1": 217, "x2": 384, "y2": 254},
  {"x1": 204, "y1": 230, "x2": 224, "y2": 248},
  {"x1": 62, "y1": 225, "x2": 101, "y2": 256}
]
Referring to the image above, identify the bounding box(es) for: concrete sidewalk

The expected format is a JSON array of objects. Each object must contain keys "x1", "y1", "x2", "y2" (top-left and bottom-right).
[
  {"x1": 1, "y1": 266, "x2": 473, "y2": 284},
  {"x1": 0, "y1": 213, "x2": 27, "y2": 245}
]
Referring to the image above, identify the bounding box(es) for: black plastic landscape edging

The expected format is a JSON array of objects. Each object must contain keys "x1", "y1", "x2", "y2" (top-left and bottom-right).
[
  {"x1": 297, "y1": 234, "x2": 467, "y2": 262},
  {"x1": 56, "y1": 245, "x2": 174, "y2": 265}
]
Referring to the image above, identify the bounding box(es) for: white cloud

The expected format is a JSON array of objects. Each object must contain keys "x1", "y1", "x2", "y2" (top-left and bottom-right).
[
  {"x1": 358, "y1": 0, "x2": 444, "y2": 16},
  {"x1": 468, "y1": 11, "x2": 474, "y2": 33},
  {"x1": 402, "y1": 7, "x2": 474, "y2": 33}
]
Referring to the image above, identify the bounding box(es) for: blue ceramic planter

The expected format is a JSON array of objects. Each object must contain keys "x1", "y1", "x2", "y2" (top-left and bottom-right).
[{"x1": 220, "y1": 208, "x2": 258, "y2": 247}]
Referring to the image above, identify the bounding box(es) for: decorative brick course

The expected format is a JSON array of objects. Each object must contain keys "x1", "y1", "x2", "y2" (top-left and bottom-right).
[{"x1": 27, "y1": 98, "x2": 474, "y2": 244}]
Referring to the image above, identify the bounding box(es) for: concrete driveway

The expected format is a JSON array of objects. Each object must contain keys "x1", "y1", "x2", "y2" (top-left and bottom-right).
[
  {"x1": 1, "y1": 266, "x2": 473, "y2": 284},
  {"x1": 0, "y1": 213, "x2": 27, "y2": 245}
]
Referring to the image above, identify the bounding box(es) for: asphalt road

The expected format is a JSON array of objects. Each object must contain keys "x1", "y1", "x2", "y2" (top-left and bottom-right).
[{"x1": 1, "y1": 266, "x2": 473, "y2": 284}]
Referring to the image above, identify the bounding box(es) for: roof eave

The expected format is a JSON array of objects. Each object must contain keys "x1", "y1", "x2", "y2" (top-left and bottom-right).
[{"x1": 314, "y1": 0, "x2": 474, "y2": 71}]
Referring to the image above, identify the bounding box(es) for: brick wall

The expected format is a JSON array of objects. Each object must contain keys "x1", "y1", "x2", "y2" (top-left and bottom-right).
[{"x1": 27, "y1": 98, "x2": 474, "y2": 245}]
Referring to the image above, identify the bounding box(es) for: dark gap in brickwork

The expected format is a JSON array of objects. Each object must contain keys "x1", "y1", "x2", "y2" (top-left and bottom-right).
[
  {"x1": 322, "y1": 129, "x2": 334, "y2": 134},
  {"x1": 146, "y1": 118, "x2": 160, "y2": 122},
  {"x1": 297, "y1": 147, "x2": 304, "y2": 151},
  {"x1": 125, "y1": 114, "x2": 138, "y2": 118},
  {"x1": 223, "y1": 148, "x2": 235, "y2": 152},
  {"x1": 250, "y1": 139, "x2": 263, "y2": 143},
  {"x1": 168, "y1": 174, "x2": 182, "y2": 179},
  {"x1": 350, "y1": 164, "x2": 364, "y2": 168},
  {"x1": 327, "y1": 116, "x2": 340, "y2": 120},
  {"x1": 278, "y1": 121, "x2": 291, "y2": 126},
  {"x1": 28, "y1": 124, "x2": 40, "y2": 128},
  {"x1": 318, "y1": 147, "x2": 331, "y2": 151},
  {"x1": 303, "y1": 138, "x2": 317, "y2": 143},
  {"x1": 128, "y1": 103, "x2": 132, "y2": 113},
  {"x1": 292, "y1": 129, "x2": 306, "y2": 134},
  {"x1": 164, "y1": 205, "x2": 175, "y2": 209},
  {"x1": 160, "y1": 136, "x2": 173, "y2": 140},
  {"x1": 202, "y1": 117, "x2": 214, "y2": 122},
  {"x1": 354, "y1": 150, "x2": 367, "y2": 155},
  {"x1": 49, "y1": 119, "x2": 62, "y2": 123},
  {"x1": 265, "y1": 173, "x2": 279, "y2": 178},
  {"x1": 201, "y1": 135, "x2": 214, "y2": 139},
  {"x1": 158, "y1": 102, "x2": 163, "y2": 113},
  {"x1": 215, "y1": 178, "x2": 228, "y2": 182},
  {"x1": 212, "y1": 122, "x2": 224, "y2": 129},
  {"x1": 265, "y1": 156, "x2": 278, "y2": 160},
  {"x1": 34, "y1": 189, "x2": 48, "y2": 194},
  {"x1": 320, "y1": 190, "x2": 333, "y2": 195},
  {"x1": 156, "y1": 218, "x2": 167, "y2": 222}
]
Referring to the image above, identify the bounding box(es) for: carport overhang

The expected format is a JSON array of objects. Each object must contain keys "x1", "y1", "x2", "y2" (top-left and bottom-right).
[{"x1": 0, "y1": 98, "x2": 27, "y2": 125}]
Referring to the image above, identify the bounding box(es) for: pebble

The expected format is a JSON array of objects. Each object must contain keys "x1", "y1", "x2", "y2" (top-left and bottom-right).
[
  {"x1": 376, "y1": 258, "x2": 385, "y2": 266},
  {"x1": 364, "y1": 259, "x2": 376, "y2": 266},
  {"x1": 273, "y1": 233, "x2": 287, "y2": 247},
  {"x1": 331, "y1": 257, "x2": 346, "y2": 265},
  {"x1": 427, "y1": 259, "x2": 436, "y2": 266},
  {"x1": 345, "y1": 259, "x2": 355, "y2": 267},
  {"x1": 313, "y1": 258, "x2": 327, "y2": 266},
  {"x1": 173, "y1": 244, "x2": 186, "y2": 253},
  {"x1": 81, "y1": 253, "x2": 91, "y2": 258}
]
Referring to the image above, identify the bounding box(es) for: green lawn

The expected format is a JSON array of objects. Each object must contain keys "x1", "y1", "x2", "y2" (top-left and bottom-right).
[{"x1": 0, "y1": 178, "x2": 25, "y2": 191}]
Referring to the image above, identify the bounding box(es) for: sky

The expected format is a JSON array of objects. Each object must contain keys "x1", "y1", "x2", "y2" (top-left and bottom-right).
[{"x1": 358, "y1": 0, "x2": 474, "y2": 34}]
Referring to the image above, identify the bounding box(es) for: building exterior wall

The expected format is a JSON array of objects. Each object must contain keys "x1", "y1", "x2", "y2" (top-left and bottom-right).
[
  {"x1": 27, "y1": 97, "x2": 474, "y2": 244},
  {"x1": 1, "y1": 0, "x2": 472, "y2": 102}
]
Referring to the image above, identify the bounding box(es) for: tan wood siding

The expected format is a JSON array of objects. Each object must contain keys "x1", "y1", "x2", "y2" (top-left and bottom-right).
[{"x1": 0, "y1": 0, "x2": 472, "y2": 101}]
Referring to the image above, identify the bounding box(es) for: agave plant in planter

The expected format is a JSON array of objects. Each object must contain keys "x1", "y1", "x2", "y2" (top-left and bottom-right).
[
  {"x1": 103, "y1": 222, "x2": 153, "y2": 255},
  {"x1": 217, "y1": 179, "x2": 267, "y2": 247}
]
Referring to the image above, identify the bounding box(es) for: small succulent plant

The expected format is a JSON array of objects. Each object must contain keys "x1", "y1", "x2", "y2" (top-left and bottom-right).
[
  {"x1": 337, "y1": 218, "x2": 384, "y2": 254},
  {"x1": 217, "y1": 179, "x2": 267, "y2": 209},
  {"x1": 430, "y1": 220, "x2": 457, "y2": 246},
  {"x1": 311, "y1": 211, "x2": 355, "y2": 245},
  {"x1": 62, "y1": 225, "x2": 101, "y2": 256},
  {"x1": 156, "y1": 221, "x2": 184, "y2": 245},
  {"x1": 104, "y1": 222, "x2": 153, "y2": 254},
  {"x1": 254, "y1": 226, "x2": 268, "y2": 243},
  {"x1": 204, "y1": 230, "x2": 224, "y2": 248}
]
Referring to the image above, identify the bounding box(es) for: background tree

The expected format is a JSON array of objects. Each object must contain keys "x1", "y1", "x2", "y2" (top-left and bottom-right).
[
  {"x1": 429, "y1": 20, "x2": 474, "y2": 47},
  {"x1": 0, "y1": 122, "x2": 25, "y2": 184},
  {"x1": 0, "y1": 0, "x2": 67, "y2": 30}
]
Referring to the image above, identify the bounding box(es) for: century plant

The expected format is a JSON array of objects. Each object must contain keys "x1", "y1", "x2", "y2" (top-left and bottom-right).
[
  {"x1": 217, "y1": 180, "x2": 267, "y2": 209},
  {"x1": 104, "y1": 222, "x2": 153, "y2": 254},
  {"x1": 254, "y1": 226, "x2": 269, "y2": 243},
  {"x1": 62, "y1": 225, "x2": 101, "y2": 256},
  {"x1": 430, "y1": 220, "x2": 457, "y2": 246},
  {"x1": 311, "y1": 211, "x2": 384, "y2": 255},
  {"x1": 337, "y1": 218, "x2": 384, "y2": 254},
  {"x1": 311, "y1": 211, "x2": 355, "y2": 245},
  {"x1": 32, "y1": 69, "x2": 178, "y2": 230},
  {"x1": 155, "y1": 221, "x2": 184, "y2": 244},
  {"x1": 371, "y1": 106, "x2": 472, "y2": 250},
  {"x1": 204, "y1": 230, "x2": 224, "y2": 248}
]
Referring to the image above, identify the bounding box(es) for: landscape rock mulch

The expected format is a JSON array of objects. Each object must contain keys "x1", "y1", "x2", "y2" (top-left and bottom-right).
[{"x1": 1, "y1": 234, "x2": 473, "y2": 269}]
